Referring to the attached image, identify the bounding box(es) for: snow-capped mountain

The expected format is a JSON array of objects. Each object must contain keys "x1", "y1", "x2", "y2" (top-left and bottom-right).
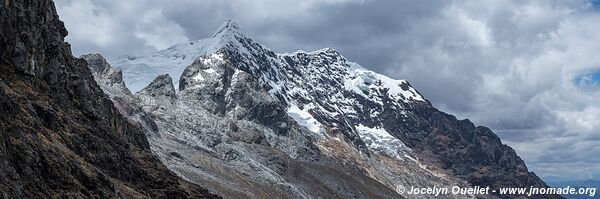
[
  {"x1": 114, "y1": 20, "x2": 271, "y2": 92},
  {"x1": 119, "y1": 20, "x2": 427, "y2": 160},
  {"x1": 98, "y1": 20, "x2": 561, "y2": 199}
]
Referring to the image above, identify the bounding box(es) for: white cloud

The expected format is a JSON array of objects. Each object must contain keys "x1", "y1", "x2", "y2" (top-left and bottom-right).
[
  {"x1": 56, "y1": 0, "x2": 116, "y2": 47},
  {"x1": 134, "y1": 9, "x2": 188, "y2": 50},
  {"x1": 55, "y1": 0, "x2": 189, "y2": 57}
]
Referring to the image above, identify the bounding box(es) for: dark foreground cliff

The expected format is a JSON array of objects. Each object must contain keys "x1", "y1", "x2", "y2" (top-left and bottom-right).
[{"x1": 0, "y1": 0, "x2": 217, "y2": 198}]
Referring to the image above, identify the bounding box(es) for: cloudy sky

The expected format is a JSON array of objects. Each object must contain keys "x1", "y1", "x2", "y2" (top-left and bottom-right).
[{"x1": 54, "y1": 0, "x2": 600, "y2": 181}]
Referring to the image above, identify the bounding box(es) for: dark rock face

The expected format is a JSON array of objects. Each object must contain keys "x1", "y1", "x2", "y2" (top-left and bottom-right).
[
  {"x1": 382, "y1": 104, "x2": 562, "y2": 199},
  {"x1": 0, "y1": 0, "x2": 218, "y2": 198}
]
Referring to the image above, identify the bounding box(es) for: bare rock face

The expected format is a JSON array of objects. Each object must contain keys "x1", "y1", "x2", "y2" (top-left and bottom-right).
[
  {"x1": 135, "y1": 74, "x2": 177, "y2": 112},
  {"x1": 0, "y1": 0, "x2": 218, "y2": 198},
  {"x1": 81, "y1": 53, "x2": 133, "y2": 98}
]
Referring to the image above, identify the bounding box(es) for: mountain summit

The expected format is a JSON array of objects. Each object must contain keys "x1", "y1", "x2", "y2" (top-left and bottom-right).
[
  {"x1": 211, "y1": 19, "x2": 245, "y2": 38},
  {"x1": 114, "y1": 20, "x2": 270, "y2": 92},
  {"x1": 102, "y1": 20, "x2": 563, "y2": 198}
]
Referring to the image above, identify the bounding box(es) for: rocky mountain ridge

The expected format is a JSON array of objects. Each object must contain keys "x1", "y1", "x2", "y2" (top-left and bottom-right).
[{"x1": 106, "y1": 20, "x2": 562, "y2": 198}]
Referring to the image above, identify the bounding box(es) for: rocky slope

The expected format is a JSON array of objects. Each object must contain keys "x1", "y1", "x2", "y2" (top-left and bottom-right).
[
  {"x1": 108, "y1": 20, "x2": 563, "y2": 199},
  {"x1": 0, "y1": 0, "x2": 217, "y2": 198}
]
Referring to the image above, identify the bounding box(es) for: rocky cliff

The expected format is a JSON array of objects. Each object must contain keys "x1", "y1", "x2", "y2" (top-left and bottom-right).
[{"x1": 0, "y1": 0, "x2": 217, "y2": 198}]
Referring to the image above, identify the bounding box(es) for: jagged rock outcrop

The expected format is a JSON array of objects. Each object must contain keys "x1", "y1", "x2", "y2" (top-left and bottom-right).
[
  {"x1": 82, "y1": 54, "x2": 160, "y2": 137},
  {"x1": 0, "y1": 0, "x2": 218, "y2": 198},
  {"x1": 81, "y1": 53, "x2": 132, "y2": 97},
  {"x1": 135, "y1": 74, "x2": 177, "y2": 112}
]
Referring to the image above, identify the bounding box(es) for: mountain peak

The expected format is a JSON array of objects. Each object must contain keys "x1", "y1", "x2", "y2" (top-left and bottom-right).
[
  {"x1": 81, "y1": 53, "x2": 111, "y2": 75},
  {"x1": 81, "y1": 53, "x2": 133, "y2": 97},
  {"x1": 138, "y1": 74, "x2": 176, "y2": 97},
  {"x1": 211, "y1": 19, "x2": 245, "y2": 38},
  {"x1": 312, "y1": 47, "x2": 338, "y2": 54},
  {"x1": 135, "y1": 74, "x2": 177, "y2": 110}
]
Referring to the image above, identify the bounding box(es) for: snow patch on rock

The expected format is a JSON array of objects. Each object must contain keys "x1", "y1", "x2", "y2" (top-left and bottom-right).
[
  {"x1": 346, "y1": 63, "x2": 424, "y2": 103},
  {"x1": 355, "y1": 124, "x2": 411, "y2": 159},
  {"x1": 287, "y1": 104, "x2": 325, "y2": 137}
]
